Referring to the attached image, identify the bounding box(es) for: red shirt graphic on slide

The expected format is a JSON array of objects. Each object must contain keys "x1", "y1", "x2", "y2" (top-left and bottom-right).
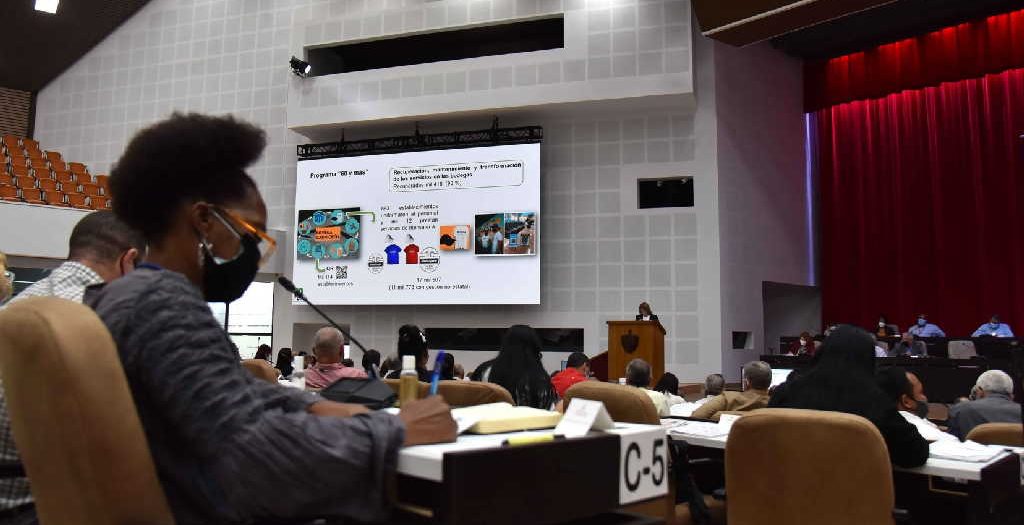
[{"x1": 404, "y1": 244, "x2": 420, "y2": 264}]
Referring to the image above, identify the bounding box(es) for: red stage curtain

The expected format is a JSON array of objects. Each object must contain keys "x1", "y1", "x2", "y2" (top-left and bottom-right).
[
  {"x1": 817, "y1": 68, "x2": 1024, "y2": 336},
  {"x1": 806, "y1": 8, "x2": 1024, "y2": 111}
]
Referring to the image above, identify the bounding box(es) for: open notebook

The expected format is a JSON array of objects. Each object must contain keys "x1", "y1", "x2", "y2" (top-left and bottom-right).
[{"x1": 452, "y1": 402, "x2": 563, "y2": 434}]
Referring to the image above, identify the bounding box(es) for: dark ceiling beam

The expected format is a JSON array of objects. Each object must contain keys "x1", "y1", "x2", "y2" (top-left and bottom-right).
[{"x1": 692, "y1": 0, "x2": 900, "y2": 46}]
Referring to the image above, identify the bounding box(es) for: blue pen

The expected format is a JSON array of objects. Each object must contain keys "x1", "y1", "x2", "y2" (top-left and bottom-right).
[{"x1": 429, "y1": 350, "x2": 446, "y2": 396}]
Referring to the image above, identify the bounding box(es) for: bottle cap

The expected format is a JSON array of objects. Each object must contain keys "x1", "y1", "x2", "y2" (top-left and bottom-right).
[{"x1": 402, "y1": 355, "x2": 415, "y2": 370}]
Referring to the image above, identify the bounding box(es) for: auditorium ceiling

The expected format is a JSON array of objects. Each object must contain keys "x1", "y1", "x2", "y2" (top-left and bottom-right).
[{"x1": 0, "y1": 0, "x2": 151, "y2": 92}]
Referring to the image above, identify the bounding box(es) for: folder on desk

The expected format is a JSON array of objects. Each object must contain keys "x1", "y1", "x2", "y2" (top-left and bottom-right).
[{"x1": 452, "y1": 402, "x2": 562, "y2": 434}]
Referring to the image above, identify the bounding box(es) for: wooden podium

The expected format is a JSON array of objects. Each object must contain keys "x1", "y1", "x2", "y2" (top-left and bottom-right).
[{"x1": 606, "y1": 320, "x2": 666, "y2": 383}]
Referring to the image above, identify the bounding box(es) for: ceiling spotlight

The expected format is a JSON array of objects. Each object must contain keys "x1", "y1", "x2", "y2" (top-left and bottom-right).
[
  {"x1": 290, "y1": 56, "x2": 312, "y2": 78},
  {"x1": 35, "y1": 0, "x2": 59, "y2": 14}
]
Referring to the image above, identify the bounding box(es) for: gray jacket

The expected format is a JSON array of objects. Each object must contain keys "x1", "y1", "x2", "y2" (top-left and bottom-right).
[
  {"x1": 947, "y1": 393, "x2": 1021, "y2": 440},
  {"x1": 86, "y1": 268, "x2": 404, "y2": 525}
]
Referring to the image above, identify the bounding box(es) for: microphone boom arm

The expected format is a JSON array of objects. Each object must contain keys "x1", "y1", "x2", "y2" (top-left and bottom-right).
[{"x1": 277, "y1": 277, "x2": 369, "y2": 355}]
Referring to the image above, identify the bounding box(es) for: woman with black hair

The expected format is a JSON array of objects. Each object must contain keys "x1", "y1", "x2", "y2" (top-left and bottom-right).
[
  {"x1": 275, "y1": 348, "x2": 294, "y2": 379},
  {"x1": 361, "y1": 349, "x2": 381, "y2": 378},
  {"x1": 487, "y1": 325, "x2": 558, "y2": 409},
  {"x1": 653, "y1": 372, "x2": 685, "y2": 407},
  {"x1": 768, "y1": 325, "x2": 929, "y2": 467},
  {"x1": 253, "y1": 344, "x2": 272, "y2": 363},
  {"x1": 84, "y1": 113, "x2": 455, "y2": 524},
  {"x1": 386, "y1": 324, "x2": 432, "y2": 381}
]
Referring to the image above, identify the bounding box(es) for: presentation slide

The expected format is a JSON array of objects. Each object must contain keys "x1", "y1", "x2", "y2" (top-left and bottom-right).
[{"x1": 293, "y1": 143, "x2": 540, "y2": 305}]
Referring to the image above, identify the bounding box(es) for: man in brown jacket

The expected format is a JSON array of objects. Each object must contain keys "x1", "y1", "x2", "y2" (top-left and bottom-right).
[{"x1": 692, "y1": 361, "x2": 771, "y2": 421}]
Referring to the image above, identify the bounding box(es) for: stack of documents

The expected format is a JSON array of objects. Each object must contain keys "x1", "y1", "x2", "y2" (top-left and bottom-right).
[
  {"x1": 928, "y1": 440, "x2": 1004, "y2": 462},
  {"x1": 668, "y1": 420, "x2": 729, "y2": 438}
]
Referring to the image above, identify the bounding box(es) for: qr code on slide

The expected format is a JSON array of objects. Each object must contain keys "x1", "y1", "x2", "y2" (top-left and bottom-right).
[{"x1": 336, "y1": 265, "x2": 348, "y2": 279}]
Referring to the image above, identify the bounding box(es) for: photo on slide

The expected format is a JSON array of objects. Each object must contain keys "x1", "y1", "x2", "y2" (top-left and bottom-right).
[
  {"x1": 296, "y1": 207, "x2": 361, "y2": 261},
  {"x1": 475, "y1": 212, "x2": 537, "y2": 256}
]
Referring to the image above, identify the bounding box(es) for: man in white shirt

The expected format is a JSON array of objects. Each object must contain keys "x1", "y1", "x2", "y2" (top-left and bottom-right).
[
  {"x1": 876, "y1": 367, "x2": 955, "y2": 442},
  {"x1": 0, "y1": 211, "x2": 144, "y2": 519},
  {"x1": 625, "y1": 358, "x2": 669, "y2": 416}
]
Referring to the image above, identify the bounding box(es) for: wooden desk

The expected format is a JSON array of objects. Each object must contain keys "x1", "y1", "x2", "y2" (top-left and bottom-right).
[{"x1": 396, "y1": 425, "x2": 669, "y2": 525}]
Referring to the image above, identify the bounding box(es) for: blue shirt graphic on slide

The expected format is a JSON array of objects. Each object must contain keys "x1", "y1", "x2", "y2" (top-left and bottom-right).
[{"x1": 385, "y1": 244, "x2": 402, "y2": 264}]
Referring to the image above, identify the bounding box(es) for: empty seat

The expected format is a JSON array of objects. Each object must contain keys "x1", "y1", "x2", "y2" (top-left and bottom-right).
[
  {"x1": 93, "y1": 174, "x2": 110, "y2": 188},
  {"x1": 22, "y1": 138, "x2": 40, "y2": 150},
  {"x1": 37, "y1": 179, "x2": 58, "y2": 192},
  {"x1": 0, "y1": 186, "x2": 18, "y2": 202},
  {"x1": 81, "y1": 183, "x2": 102, "y2": 197},
  {"x1": 11, "y1": 166, "x2": 31, "y2": 179},
  {"x1": 8, "y1": 154, "x2": 28, "y2": 167},
  {"x1": 22, "y1": 189, "x2": 44, "y2": 204},
  {"x1": 45, "y1": 151, "x2": 62, "y2": 163},
  {"x1": 67, "y1": 193, "x2": 90, "y2": 210},
  {"x1": 69, "y1": 162, "x2": 88, "y2": 174},
  {"x1": 0, "y1": 174, "x2": 15, "y2": 187},
  {"x1": 55, "y1": 171, "x2": 78, "y2": 185},
  {"x1": 42, "y1": 192, "x2": 66, "y2": 207},
  {"x1": 28, "y1": 158, "x2": 48, "y2": 170},
  {"x1": 50, "y1": 159, "x2": 68, "y2": 172},
  {"x1": 948, "y1": 340, "x2": 977, "y2": 359},
  {"x1": 90, "y1": 195, "x2": 110, "y2": 209},
  {"x1": 1, "y1": 135, "x2": 20, "y2": 150}
]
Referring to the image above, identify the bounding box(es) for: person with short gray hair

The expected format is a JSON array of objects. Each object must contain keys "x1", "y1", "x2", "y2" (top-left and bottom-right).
[
  {"x1": 625, "y1": 358, "x2": 669, "y2": 416},
  {"x1": 947, "y1": 370, "x2": 1020, "y2": 440},
  {"x1": 692, "y1": 361, "x2": 773, "y2": 422},
  {"x1": 304, "y1": 326, "x2": 367, "y2": 389}
]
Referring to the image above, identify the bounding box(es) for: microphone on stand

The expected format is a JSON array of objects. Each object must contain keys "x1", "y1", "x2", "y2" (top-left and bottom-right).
[{"x1": 277, "y1": 276, "x2": 369, "y2": 355}]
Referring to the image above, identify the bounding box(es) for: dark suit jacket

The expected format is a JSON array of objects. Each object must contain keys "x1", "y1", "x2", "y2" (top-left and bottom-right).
[
  {"x1": 635, "y1": 314, "x2": 659, "y2": 321},
  {"x1": 947, "y1": 393, "x2": 1022, "y2": 440}
]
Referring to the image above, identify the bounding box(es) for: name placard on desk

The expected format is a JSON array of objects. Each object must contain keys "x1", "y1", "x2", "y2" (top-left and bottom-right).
[{"x1": 606, "y1": 425, "x2": 670, "y2": 504}]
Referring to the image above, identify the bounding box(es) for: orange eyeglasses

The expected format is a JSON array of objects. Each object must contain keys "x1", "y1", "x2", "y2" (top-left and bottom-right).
[{"x1": 212, "y1": 207, "x2": 278, "y2": 267}]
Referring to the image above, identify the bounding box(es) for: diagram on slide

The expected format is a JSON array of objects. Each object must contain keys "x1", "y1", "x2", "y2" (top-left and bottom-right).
[{"x1": 296, "y1": 207, "x2": 361, "y2": 261}]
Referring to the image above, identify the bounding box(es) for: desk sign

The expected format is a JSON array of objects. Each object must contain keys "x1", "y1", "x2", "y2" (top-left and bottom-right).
[
  {"x1": 555, "y1": 398, "x2": 614, "y2": 438},
  {"x1": 606, "y1": 425, "x2": 670, "y2": 504}
]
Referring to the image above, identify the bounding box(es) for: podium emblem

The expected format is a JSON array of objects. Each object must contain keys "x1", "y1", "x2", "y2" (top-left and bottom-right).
[{"x1": 621, "y1": 330, "x2": 640, "y2": 354}]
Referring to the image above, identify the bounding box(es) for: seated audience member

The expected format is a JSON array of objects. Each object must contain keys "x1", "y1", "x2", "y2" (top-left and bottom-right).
[
  {"x1": 379, "y1": 354, "x2": 399, "y2": 379},
  {"x1": 361, "y1": 349, "x2": 381, "y2": 379},
  {"x1": 876, "y1": 315, "x2": 898, "y2": 337},
  {"x1": 670, "y1": 373, "x2": 726, "y2": 417},
  {"x1": 11, "y1": 211, "x2": 143, "y2": 304},
  {"x1": 454, "y1": 364, "x2": 466, "y2": 380},
  {"x1": 488, "y1": 325, "x2": 558, "y2": 409},
  {"x1": 551, "y1": 351, "x2": 590, "y2": 398},
  {"x1": 469, "y1": 358, "x2": 496, "y2": 382},
  {"x1": 0, "y1": 251, "x2": 12, "y2": 304},
  {"x1": 947, "y1": 370, "x2": 1021, "y2": 440},
  {"x1": 876, "y1": 368, "x2": 954, "y2": 442},
  {"x1": 909, "y1": 314, "x2": 946, "y2": 338},
  {"x1": 440, "y1": 353, "x2": 455, "y2": 381},
  {"x1": 276, "y1": 348, "x2": 295, "y2": 379},
  {"x1": 385, "y1": 325, "x2": 432, "y2": 382},
  {"x1": 0, "y1": 211, "x2": 144, "y2": 520},
  {"x1": 636, "y1": 301, "x2": 659, "y2": 321},
  {"x1": 254, "y1": 344, "x2": 272, "y2": 363},
  {"x1": 653, "y1": 372, "x2": 685, "y2": 407},
  {"x1": 769, "y1": 325, "x2": 929, "y2": 467},
  {"x1": 889, "y1": 333, "x2": 927, "y2": 357},
  {"x1": 971, "y1": 315, "x2": 1015, "y2": 338},
  {"x1": 788, "y1": 332, "x2": 814, "y2": 356},
  {"x1": 85, "y1": 113, "x2": 455, "y2": 524},
  {"x1": 306, "y1": 327, "x2": 368, "y2": 389},
  {"x1": 873, "y1": 335, "x2": 888, "y2": 358},
  {"x1": 692, "y1": 361, "x2": 771, "y2": 421},
  {"x1": 625, "y1": 358, "x2": 670, "y2": 416}
]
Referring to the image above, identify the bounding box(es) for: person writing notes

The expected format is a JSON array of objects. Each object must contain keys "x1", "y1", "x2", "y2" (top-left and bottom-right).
[
  {"x1": 971, "y1": 315, "x2": 1014, "y2": 338},
  {"x1": 85, "y1": 113, "x2": 456, "y2": 525}
]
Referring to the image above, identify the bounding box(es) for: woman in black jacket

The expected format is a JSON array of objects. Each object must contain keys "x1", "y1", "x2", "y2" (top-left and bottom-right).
[{"x1": 769, "y1": 324, "x2": 929, "y2": 467}]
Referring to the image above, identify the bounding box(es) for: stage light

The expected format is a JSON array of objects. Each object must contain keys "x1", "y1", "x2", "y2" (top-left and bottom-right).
[
  {"x1": 35, "y1": 0, "x2": 59, "y2": 14},
  {"x1": 290, "y1": 56, "x2": 312, "y2": 78}
]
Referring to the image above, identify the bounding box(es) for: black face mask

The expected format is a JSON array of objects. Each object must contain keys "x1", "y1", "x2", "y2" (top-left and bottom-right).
[
  {"x1": 200, "y1": 234, "x2": 260, "y2": 303},
  {"x1": 913, "y1": 398, "x2": 929, "y2": 419}
]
